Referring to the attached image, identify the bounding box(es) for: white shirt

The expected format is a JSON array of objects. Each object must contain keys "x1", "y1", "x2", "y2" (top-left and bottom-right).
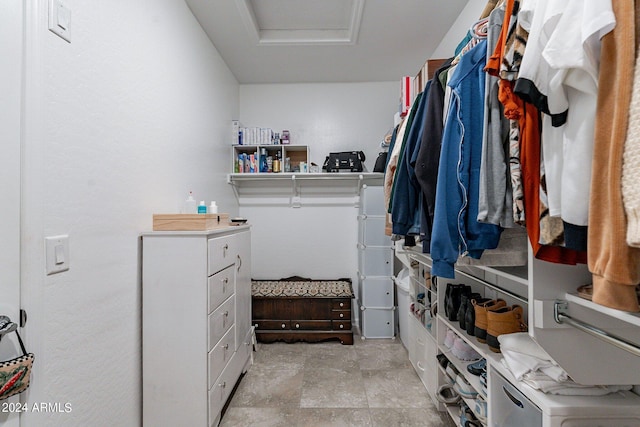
[{"x1": 543, "y1": 0, "x2": 615, "y2": 226}]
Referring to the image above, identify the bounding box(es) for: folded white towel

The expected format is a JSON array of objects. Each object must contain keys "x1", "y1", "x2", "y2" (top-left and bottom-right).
[
  {"x1": 520, "y1": 371, "x2": 631, "y2": 396},
  {"x1": 499, "y1": 333, "x2": 569, "y2": 382},
  {"x1": 498, "y1": 332, "x2": 553, "y2": 361},
  {"x1": 502, "y1": 351, "x2": 568, "y2": 382}
]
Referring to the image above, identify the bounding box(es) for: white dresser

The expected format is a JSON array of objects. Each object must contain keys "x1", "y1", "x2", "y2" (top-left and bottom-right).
[{"x1": 142, "y1": 226, "x2": 252, "y2": 427}]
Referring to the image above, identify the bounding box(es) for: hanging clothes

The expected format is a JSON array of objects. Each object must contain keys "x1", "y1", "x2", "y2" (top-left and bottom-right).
[
  {"x1": 391, "y1": 88, "x2": 429, "y2": 236},
  {"x1": 623, "y1": 41, "x2": 640, "y2": 248},
  {"x1": 415, "y1": 58, "x2": 454, "y2": 251},
  {"x1": 589, "y1": 0, "x2": 640, "y2": 313},
  {"x1": 478, "y1": 1, "x2": 513, "y2": 228},
  {"x1": 430, "y1": 39, "x2": 502, "y2": 279}
]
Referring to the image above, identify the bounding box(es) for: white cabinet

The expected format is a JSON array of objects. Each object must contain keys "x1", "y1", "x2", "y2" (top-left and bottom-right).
[
  {"x1": 357, "y1": 185, "x2": 395, "y2": 339},
  {"x1": 142, "y1": 227, "x2": 252, "y2": 427},
  {"x1": 405, "y1": 253, "x2": 441, "y2": 409},
  {"x1": 398, "y1": 241, "x2": 640, "y2": 427}
]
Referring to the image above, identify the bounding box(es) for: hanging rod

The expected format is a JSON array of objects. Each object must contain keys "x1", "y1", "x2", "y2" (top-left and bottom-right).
[
  {"x1": 454, "y1": 267, "x2": 528, "y2": 305},
  {"x1": 554, "y1": 300, "x2": 640, "y2": 357}
]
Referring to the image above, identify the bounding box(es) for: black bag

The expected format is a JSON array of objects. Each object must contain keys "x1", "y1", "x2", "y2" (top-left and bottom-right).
[
  {"x1": 323, "y1": 151, "x2": 365, "y2": 172},
  {"x1": 373, "y1": 152, "x2": 388, "y2": 173}
]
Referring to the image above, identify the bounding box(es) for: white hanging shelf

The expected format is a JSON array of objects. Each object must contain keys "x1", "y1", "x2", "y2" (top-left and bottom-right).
[{"x1": 226, "y1": 172, "x2": 384, "y2": 207}]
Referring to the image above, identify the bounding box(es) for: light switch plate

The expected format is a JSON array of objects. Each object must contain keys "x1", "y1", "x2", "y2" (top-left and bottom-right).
[
  {"x1": 48, "y1": 0, "x2": 71, "y2": 42},
  {"x1": 45, "y1": 235, "x2": 70, "y2": 275}
]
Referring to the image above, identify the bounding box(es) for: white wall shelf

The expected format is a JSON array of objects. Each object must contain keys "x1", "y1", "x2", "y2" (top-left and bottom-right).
[{"x1": 227, "y1": 172, "x2": 384, "y2": 207}]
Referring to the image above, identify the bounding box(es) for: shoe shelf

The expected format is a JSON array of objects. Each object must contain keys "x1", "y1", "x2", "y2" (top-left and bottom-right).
[
  {"x1": 440, "y1": 348, "x2": 486, "y2": 400},
  {"x1": 444, "y1": 403, "x2": 463, "y2": 427},
  {"x1": 438, "y1": 315, "x2": 504, "y2": 371},
  {"x1": 437, "y1": 360, "x2": 487, "y2": 426},
  {"x1": 409, "y1": 274, "x2": 436, "y2": 337}
]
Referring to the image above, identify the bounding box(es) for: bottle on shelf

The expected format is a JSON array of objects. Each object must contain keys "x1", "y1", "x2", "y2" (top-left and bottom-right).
[
  {"x1": 260, "y1": 148, "x2": 268, "y2": 173},
  {"x1": 209, "y1": 201, "x2": 218, "y2": 213},
  {"x1": 183, "y1": 191, "x2": 197, "y2": 214},
  {"x1": 273, "y1": 150, "x2": 282, "y2": 173},
  {"x1": 197, "y1": 201, "x2": 207, "y2": 214}
]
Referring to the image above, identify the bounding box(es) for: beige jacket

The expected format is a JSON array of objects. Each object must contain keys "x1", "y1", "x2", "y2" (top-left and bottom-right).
[{"x1": 589, "y1": 0, "x2": 640, "y2": 312}]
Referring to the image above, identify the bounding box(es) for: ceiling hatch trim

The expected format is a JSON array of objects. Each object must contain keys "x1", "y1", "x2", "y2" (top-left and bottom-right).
[{"x1": 234, "y1": 0, "x2": 365, "y2": 46}]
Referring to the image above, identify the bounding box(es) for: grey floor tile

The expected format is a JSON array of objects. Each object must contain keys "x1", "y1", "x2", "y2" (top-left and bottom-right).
[
  {"x1": 369, "y1": 408, "x2": 455, "y2": 427},
  {"x1": 362, "y1": 369, "x2": 434, "y2": 408},
  {"x1": 303, "y1": 342, "x2": 359, "y2": 370},
  {"x1": 355, "y1": 342, "x2": 411, "y2": 370},
  {"x1": 296, "y1": 408, "x2": 373, "y2": 427},
  {"x1": 300, "y1": 368, "x2": 368, "y2": 408},
  {"x1": 228, "y1": 368, "x2": 304, "y2": 408},
  {"x1": 220, "y1": 407, "x2": 299, "y2": 427},
  {"x1": 221, "y1": 337, "x2": 458, "y2": 427},
  {"x1": 253, "y1": 342, "x2": 307, "y2": 371}
]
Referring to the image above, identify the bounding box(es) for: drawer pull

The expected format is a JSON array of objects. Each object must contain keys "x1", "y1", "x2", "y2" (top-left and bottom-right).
[
  {"x1": 416, "y1": 361, "x2": 426, "y2": 372},
  {"x1": 339, "y1": 324, "x2": 344, "y2": 329},
  {"x1": 295, "y1": 323, "x2": 300, "y2": 329},
  {"x1": 223, "y1": 344, "x2": 229, "y2": 350},
  {"x1": 339, "y1": 313, "x2": 344, "y2": 318},
  {"x1": 223, "y1": 311, "x2": 229, "y2": 317},
  {"x1": 218, "y1": 381, "x2": 226, "y2": 389},
  {"x1": 339, "y1": 302, "x2": 344, "y2": 307},
  {"x1": 503, "y1": 386, "x2": 524, "y2": 408},
  {"x1": 281, "y1": 323, "x2": 286, "y2": 329},
  {"x1": 223, "y1": 244, "x2": 229, "y2": 251}
]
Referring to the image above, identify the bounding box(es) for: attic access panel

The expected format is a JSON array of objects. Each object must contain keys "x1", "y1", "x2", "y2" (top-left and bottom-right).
[{"x1": 236, "y1": 0, "x2": 365, "y2": 45}]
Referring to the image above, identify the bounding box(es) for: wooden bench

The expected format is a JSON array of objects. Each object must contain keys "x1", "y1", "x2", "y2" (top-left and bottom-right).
[{"x1": 251, "y1": 278, "x2": 354, "y2": 345}]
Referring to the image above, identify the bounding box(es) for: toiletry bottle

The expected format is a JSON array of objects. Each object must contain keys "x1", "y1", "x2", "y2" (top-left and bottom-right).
[
  {"x1": 260, "y1": 148, "x2": 268, "y2": 173},
  {"x1": 198, "y1": 201, "x2": 207, "y2": 214},
  {"x1": 209, "y1": 201, "x2": 218, "y2": 214},
  {"x1": 184, "y1": 191, "x2": 197, "y2": 214},
  {"x1": 273, "y1": 150, "x2": 281, "y2": 173}
]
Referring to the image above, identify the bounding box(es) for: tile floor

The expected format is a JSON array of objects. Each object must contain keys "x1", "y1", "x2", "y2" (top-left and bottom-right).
[{"x1": 220, "y1": 335, "x2": 456, "y2": 427}]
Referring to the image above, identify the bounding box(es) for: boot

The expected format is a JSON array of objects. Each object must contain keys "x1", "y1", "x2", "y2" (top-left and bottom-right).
[
  {"x1": 486, "y1": 305, "x2": 528, "y2": 353},
  {"x1": 473, "y1": 299, "x2": 506, "y2": 343},
  {"x1": 458, "y1": 292, "x2": 482, "y2": 331},
  {"x1": 445, "y1": 284, "x2": 469, "y2": 322},
  {"x1": 465, "y1": 297, "x2": 491, "y2": 336}
]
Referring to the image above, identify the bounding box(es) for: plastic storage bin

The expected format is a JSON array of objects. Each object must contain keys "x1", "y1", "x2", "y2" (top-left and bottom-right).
[
  {"x1": 359, "y1": 276, "x2": 394, "y2": 307},
  {"x1": 358, "y1": 246, "x2": 393, "y2": 277},
  {"x1": 358, "y1": 216, "x2": 390, "y2": 247},
  {"x1": 359, "y1": 307, "x2": 395, "y2": 338}
]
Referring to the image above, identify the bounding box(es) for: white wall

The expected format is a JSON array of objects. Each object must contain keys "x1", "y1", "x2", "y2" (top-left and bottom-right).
[
  {"x1": 430, "y1": 0, "x2": 489, "y2": 59},
  {"x1": 20, "y1": 1, "x2": 239, "y2": 425},
  {"x1": 240, "y1": 82, "x2": 398, "y2": 171},
  {"x1": 238, "y1": 83, "x2": 397, "y2": 285}
]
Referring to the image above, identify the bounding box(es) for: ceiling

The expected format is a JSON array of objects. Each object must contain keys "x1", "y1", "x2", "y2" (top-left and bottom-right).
[{"x1": 185, "y1": 0, "x2": 469, "y2": 84}]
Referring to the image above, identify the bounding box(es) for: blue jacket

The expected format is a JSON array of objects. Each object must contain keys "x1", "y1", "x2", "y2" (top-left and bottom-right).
[{"x1": 430, "y1": 39, "x2": 502, "y2": 278}]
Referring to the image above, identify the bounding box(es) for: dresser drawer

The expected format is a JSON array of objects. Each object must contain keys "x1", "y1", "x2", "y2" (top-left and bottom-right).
[
  {"x1": 332, "y1": 320, "x2": 352, "y2": 331},
  {"x1": 208, "y1": 325, "x2": 235, "y2": 389},
  {"x1": 254, "y1": 320, "x2": 290, "y2": 330},
  {"x1": 332, "y1": 299, "x2": 351, "y2": 310},
  {"x1": 291, "y1": 320, "x2": 331, "y2": 330},
  {"x1": 331, "y1": 310, "x2": 350, "y2": 320},
  {"x1": 208, "y1": 234, "x2": 236, "y2": 276},
  {"x1": 208, "y1": 296, "x2": 235, "y2": 350},
  {"x1": 208, "y1": 265, "x2": 234, "y2": 314},
  {"x1": 208, "y1": 354, "x2": 237, "y2": 425}
]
